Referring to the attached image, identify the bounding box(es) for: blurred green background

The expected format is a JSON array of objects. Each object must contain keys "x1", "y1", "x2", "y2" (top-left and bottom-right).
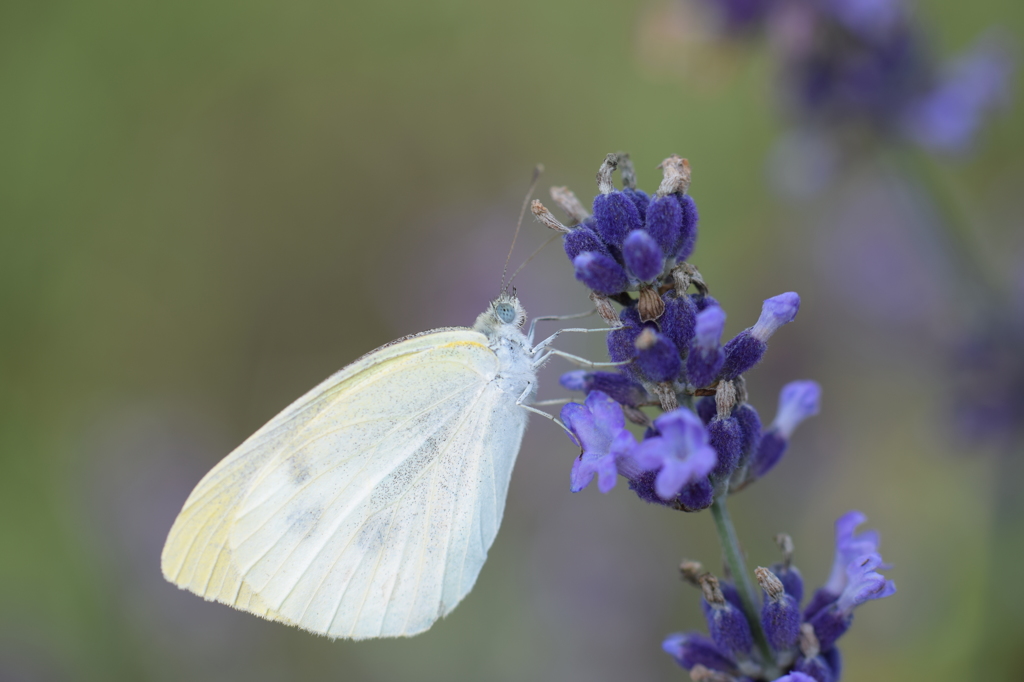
[{"x1": 2, "y1": 0, "x2": 1022, "y2": 680}]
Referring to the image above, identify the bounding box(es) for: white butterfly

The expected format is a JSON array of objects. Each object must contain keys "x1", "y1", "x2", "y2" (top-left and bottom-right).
[{"x1": 161, "y1": 293, "x2": 598, "y2": 639}]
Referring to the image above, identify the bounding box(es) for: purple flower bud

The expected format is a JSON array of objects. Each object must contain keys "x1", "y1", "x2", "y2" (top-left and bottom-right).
[
  {"x1": 904, "y1": 36, "x2": 1013, "y2": 155},
  {"x1": 696, "y1": 395, "x2": 716, "y2": 425},
  {"x1": 822, "y1": 647, "x2": 842, "y2": 680},
  {"x1": 775, "y1": 380, "x2": 822, "y2": 438},
  {"x1": 645, "y1": 195, "x2": 682, "y2": 254},
  {"x1": 750, "y1": 380, "x2": 821, "y2": 479},
  {"x1": 708, "y1": 417, "x2": 742, "y2": 480},
  {"x1": 559, "y1": 370, "x2": 588, "y2": 392},
  {"x1": 563, "y1": 221, "x2": 611, "y2": 261},
  {"x1": 593, "y1": 191, "x2": 643, "y2": 248},
  {"x1": 686, "y1": 306, "x2": 727, "y2": 388},
  {"x1": 795, "y1": 655, "x2": 835, "y2": 682},
  {"x1": 562, "y1": 391, "x2": 638, "y2": 494},
  {"x1": 733, "y1": 402, "x2": 762, "y2": 466},
  {"x1": 757, "y1": 567, "x2": 801, "y2": 652},
  {"x1": 573, "y1": 251, "x2": 629, "y2": 295},
  {"x1": 559, "y1": 370, "x2": 648, "y2": 407},
  {"x1": 624, "y1": 470, "x2": 664, "y2": 506},
  {"x1": 623, "y1": 187, "x2": 650, "y2": 221},
  {"x1": 720, "y1": 331, "x2": 764, "y2": 381},
  {"x1": 700, "y1": 576, "x2": 753, "y2": 657},
  {"x1": 633, "y1": 408, "x2": 717, "y2": 500},
  {"x1": 661, "y1": 632, "x2": 736, "y2": 673},
  {"x1": 661, "y1": 293, "x2": 698, "y2": 350},
  {"x1": 721, "y1": 293, "x2": 801, "y2": 379},
  {"x1": 607, "y1": 306, "x2": 644, "y2": 363},
  {"x1": 677, "y1": 476, "x2": 714, "y2": 511},
  {"x1": 635, "y1": 328, "x2": 682, "y2": 383},
  {"x1": 771, "y1": 561, "x2": 805, "y2": 606},
  {"x1": 676, "y1": 194, "x2": 699, "y2": 261},
  {"x1": 718, "y1": 581, "x2": 745, "y2": 613},
  {"x1": 751, "y1": 292, "x2": 801, "y2": 342},
  {"x1": 692, "y1": 292, "x2": 720, "y2": 312},
  {"x1": 622, "y1": 229, "x2": 665, "y2": 282}
]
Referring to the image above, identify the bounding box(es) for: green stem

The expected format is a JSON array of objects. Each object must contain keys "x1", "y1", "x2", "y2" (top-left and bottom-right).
[{"x1": 710, "y1": 495, "x2": 778, "y2": 678}]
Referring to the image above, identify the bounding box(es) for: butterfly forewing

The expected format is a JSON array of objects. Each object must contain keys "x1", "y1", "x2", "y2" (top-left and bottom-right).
[{"x1": 161, "y1": 327, "x2": 529, "y2": 639}]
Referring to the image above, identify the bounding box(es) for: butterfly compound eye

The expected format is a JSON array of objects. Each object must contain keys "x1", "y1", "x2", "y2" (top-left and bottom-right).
[{"x1": 495, "y1": 302, "x2": 517, "y2": 324}]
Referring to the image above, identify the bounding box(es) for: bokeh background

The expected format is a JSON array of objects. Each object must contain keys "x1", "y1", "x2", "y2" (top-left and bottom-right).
[{"x1": 2, "y1": 0, "x2": 1022, "y2": 680}]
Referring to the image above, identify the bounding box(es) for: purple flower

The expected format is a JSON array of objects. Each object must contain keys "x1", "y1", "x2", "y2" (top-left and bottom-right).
[
  {"x1": 835, "y1": 553, "x2": 897, "y2": 612},
  {"x1": 707, "y1": 416, "x2": 742, "y2": 480},
  {"x1": 593, "y1": 191, "x2": 643, "y2": 248},
  {"x1": 721, "y1": 292, "x2": 800, "y2": 379},
  {"x1": 804, "y1": 510, "x2": 886, "y2": 619},
  {"x1": 750, "y1": 380, "x2": 821, "y2": 480},
  {"x1": 660, "y1": 293, "x2": 698, "y2": 351},
  {"x1": 632, "y1": 408, "x2": 717, "y2": 500},
  {"x1": 562, "y1": 221, "x2": 611, "y2": 261},
  {"x1": 751, "y1": 292, "x2": 801, "y2": 341},
  {"x1": 634, "y1": 328, "x2": 682, "y2": 383},
  {"x1": 644, "y1": 195, "x2": 682, "y2": 254},
  {"x1": 607, "y1": 305, "x2": 645, "y2": 363},
  {"x1": 904, "y1": 35, "x2": 1013, "y2": 155},
  {"x1": 809, "y1": 553, "x2": 896, "y2": 650},
  {"x1": 573, "y1": 251, "x2": 628, "y2": 295},
  {"x1": 623, "y1": 187, "x2": 650, "y2": 220},
  {"x1": 622, "y1": 229, "x2": 665, "y2": 281},
  {"x1": 700, "y1": 575, "x2": 753, "y2": 656},
  {"x1": 559, "y1": 370, "x2": 648, "y2": 408},
  {"x1": 675, "y1": 194, "x2": 699, "y2": 260},
  {"x1": 562, "y1": 391, "x2": 638, "y2": 494},
  {"x1": 661, "y1": 632, "x2": 736, "y2": 673},
  {"x1": 756, "y1": 567, "x2": 801, "y2": 652},
  {"x1": 774, "y1": 380, "x2": 822, "y2": 438},
  {"x1": 794, "y1": 655, "x2": 836, "y2": 682},
  {"x1": 824, "y1": 510, "x2": 883, "y2": 595},
  {"x1": 686, "y1": 305, "x2": 727, "y2": 388}
]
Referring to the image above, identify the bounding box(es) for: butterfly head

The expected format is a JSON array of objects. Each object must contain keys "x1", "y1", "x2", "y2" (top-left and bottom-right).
[{"x1": 475, "y1": 292, "x2": 527, "y2": 335}]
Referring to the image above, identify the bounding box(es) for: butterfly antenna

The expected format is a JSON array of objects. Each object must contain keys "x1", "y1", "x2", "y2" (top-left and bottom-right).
[
  {"x1": 509, "y1": 233, "x2": 559, "y2": 287},
  {"x1": 501, "y1": 164, "x2": 544, "y2": 294}
]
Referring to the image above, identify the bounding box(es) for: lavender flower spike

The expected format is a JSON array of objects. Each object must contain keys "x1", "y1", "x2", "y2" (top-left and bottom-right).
[
  {"x1": 633, "y1": 407, "x2": 717, "y2": 500},
  {"x1": 721, "y1": 292, "x2": 800, "y2": 379},
  {"x1": 562, "y1": 391, "x2": 638, "y2": 494},
  {"x1": 750, "y1": 380, "x2": 821, "y2": 480}
]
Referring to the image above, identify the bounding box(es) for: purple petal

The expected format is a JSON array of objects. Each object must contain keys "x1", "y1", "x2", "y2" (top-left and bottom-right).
[{"x1": 750, "y1": 292, "x2": 801, "y2": 342}]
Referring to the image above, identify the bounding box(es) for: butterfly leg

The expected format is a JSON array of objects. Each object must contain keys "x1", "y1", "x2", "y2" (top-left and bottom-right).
[
  {"x1": 516, "y1": 383, "x2": 573, "y2": 436},
  {"x1": 527, "y1": 309, "x2": 597, "y2": 344},
  {"x1": 532, "y1": 326, "x2": 620, "y2": 354},
  {"x1": 534, "y1": 349, "x2": 630, "y2": 370}
]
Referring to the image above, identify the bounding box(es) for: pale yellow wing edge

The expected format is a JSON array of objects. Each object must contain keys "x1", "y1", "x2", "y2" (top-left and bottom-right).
[{"x1": 160, "y1": 327, "x2": 492, "y2": 629}]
